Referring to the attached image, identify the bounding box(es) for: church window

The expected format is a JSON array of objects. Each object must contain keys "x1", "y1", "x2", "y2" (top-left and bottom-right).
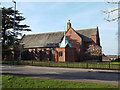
[
  {"x1": 35, "y1": 48, "x2": 37, "y2": 54},
  {"x1": 59, "y1": 51, "x2": 63, "y2": 57}
]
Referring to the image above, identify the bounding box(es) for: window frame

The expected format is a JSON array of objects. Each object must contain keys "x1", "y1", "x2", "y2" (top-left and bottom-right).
[{"x1": 59, "y1": 51, "x2": 63, "y2": 57}]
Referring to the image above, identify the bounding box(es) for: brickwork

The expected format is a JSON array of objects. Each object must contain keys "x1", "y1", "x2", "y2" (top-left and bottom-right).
[
  {"x1": 66, "y1": 28, "x2": 82, "y2": 48},
  {"x1": 21, "y1": 27, "x2": 101, "y2": 62},
  {"x1": 91, "y1": 28, "x2": 100, "y2": 46},
  {"x1": 20, "y1": 21, "x2": 102, "y2": 62},
  {"x1": 65, "y1": 48, "x2": 76, "y2": 62},
  {"x1": 91, "y1": 35, "x2": 97, "y2": 44},
  {"x1": 55, "y1": 48, "x2": 65, "y2": 62},
  {"x1": 66, "y1": 28, "x2": 83, "y2": 61}
]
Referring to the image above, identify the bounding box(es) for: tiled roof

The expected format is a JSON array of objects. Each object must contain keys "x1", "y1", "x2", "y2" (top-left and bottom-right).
[
  {"x1": 76, "y1": 28, "x2": 97, "y2": 41},
  {"x1": 20, "y1": 31, "x2": 64, "y2": 48},
  {"x1": 20, "y1": 28, "x2": 97, "y2": 48}
]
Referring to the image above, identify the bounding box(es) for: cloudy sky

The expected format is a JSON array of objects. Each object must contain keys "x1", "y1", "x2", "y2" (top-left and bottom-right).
[{"x1": 1, "y1": 1, "x2": 118, "y2": 55}]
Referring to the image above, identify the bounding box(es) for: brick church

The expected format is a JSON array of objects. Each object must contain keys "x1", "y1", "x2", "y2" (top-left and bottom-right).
[{"x1": 20, "y1": 20, "x2": 102, "y2": 62}]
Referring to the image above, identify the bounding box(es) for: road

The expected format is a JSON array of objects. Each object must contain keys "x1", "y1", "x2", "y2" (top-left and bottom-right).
[{"x1": 1, "y1": 65, "x2": 119, "y2": 86}]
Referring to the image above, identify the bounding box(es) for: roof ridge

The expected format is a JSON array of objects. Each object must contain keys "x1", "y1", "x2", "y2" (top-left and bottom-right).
[
  {"x1": 25, "y1": 27, "x2": 97, "y2": 36},
  {"x1": 76, "y1": 28, "x2": 97, "y2": 31},
  {"x1": 26, "y1": 31, "x2": 64, "y2": 36}
]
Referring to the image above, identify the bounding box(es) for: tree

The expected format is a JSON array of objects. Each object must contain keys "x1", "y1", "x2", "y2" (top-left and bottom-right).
[
  {"x1": 103, "y1": 0, "x2": 120, "y2": 60},
  {"x1": 103, "y1": 0, "x2": 120, "y2": 22},
  {"x1": 84, "y1": 44, "x2": 102, "y2": 61},
  {"x1": 2, "y1": 7, "x2": 31, "y2": 60}
]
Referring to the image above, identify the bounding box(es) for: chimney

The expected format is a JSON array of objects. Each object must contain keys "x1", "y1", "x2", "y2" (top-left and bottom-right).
[{"x1": 67, "y1": 20, "x2": 71, "y2": 30}]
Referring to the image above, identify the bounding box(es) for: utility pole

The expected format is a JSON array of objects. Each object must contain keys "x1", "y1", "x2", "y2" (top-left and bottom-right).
[
  {"x1": 118, "y1": 1, "x2": 120, "y2": 60},
  {"x1": 12, "y1": 0, "x2": 16, "y2": 65}
]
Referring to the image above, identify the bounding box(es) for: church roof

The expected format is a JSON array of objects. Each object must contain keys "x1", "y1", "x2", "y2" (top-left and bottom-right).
[
  {"x1": 76, "y1": 28, "x2": 97, "y2": 41},
  {"x1": 20, "y1": 28, "x2": 97, "y2": 48},
  {"x1": 59, "y1": 31, "x2": 72, "y2": 48},
  {"x1": 21, "y1": 32, "x2": 64, "y2": 48}
]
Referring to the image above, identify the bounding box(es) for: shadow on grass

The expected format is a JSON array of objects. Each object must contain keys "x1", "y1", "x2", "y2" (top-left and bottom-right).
[{"x1": 2, "y1": 71, "x2": 119, "y2": 82}]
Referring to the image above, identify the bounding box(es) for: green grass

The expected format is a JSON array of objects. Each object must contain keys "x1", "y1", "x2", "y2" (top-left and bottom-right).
[
  {"x1": 2, "y1": 75, "x2": 119, "y2": 88},
  {"x1": 111, "y1": 62, "x2": 120, "y2": 64},
  {"x1": 2, "y1": 60, "x2": 120, "y2": 70}
]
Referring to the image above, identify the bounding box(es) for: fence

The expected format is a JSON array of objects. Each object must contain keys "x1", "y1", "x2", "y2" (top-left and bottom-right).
[{"x1": 2, "y1": 60, "x2": 120, "y2": 70}]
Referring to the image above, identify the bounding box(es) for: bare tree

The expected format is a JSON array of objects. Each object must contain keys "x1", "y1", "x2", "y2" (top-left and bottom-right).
[
  {"x1": 103, "y1": 0, "x2": 120, "y2": 22},
  {"x1": 84, "y1": 45, "x2": 102, "y2": 61},
  {"x1": 103, "y1": 0, "x2": 120, "y2": 60}
]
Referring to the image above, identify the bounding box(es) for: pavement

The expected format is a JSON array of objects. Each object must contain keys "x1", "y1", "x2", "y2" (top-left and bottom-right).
[{"x1": 1, "y1": 64, "x2": 120, "y2": 86}]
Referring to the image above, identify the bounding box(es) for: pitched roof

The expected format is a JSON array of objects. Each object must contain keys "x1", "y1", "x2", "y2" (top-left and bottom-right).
[
  {"x1": 59, "y1": 31, "x2": 72, "y2": 48},
  {"x1": 20, "y1": 31, "x2": 64, "y2": 48},
  {"x1": 20, "y1": 28, "x2": 97, "y2": 48},
  {"x1": 76, "y1": 28, "x2": 97, "y2": 41}
]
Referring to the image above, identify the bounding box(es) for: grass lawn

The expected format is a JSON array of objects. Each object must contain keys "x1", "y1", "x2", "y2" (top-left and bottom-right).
[
  {"x1": 111, "y1": 62, "x2": 120, "y2": 64},
  {"x1": 2, "y1": 75, "x2": 118, "y2": 88}
]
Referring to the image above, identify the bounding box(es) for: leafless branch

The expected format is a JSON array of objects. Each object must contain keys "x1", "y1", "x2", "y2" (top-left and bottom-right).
[
  {"x1": 104, "y1": 16, "x2": 120, "y2": 22},
  {"x1": 104, "y1": 0, "x2": 120, "y2": 4},
  {"x1": 103, "y1": 8, "x2": 119, "y2": 14}
]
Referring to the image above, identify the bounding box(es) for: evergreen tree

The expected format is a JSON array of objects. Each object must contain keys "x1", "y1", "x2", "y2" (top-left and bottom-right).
[{"x1": 2, "y1": 7, "x2": 31, "y2": 59}]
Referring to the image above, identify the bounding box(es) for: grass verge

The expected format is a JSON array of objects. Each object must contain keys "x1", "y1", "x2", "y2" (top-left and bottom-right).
[
  {"x1": 2, "y1": 75, "x2": 119, "y2": 88},
  {"x1": 2, "y1": 60, "x2": 120, "y2": 70}
]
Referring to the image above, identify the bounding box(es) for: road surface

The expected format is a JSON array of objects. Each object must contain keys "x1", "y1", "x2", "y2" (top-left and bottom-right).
[{"x1": 1, "y1": 65, "x2": 119, "y2": 86}]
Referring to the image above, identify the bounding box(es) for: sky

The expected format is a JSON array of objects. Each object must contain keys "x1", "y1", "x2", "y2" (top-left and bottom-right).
[{"x1": 1, "y1": 1, "x2": 118, "y2": 55}]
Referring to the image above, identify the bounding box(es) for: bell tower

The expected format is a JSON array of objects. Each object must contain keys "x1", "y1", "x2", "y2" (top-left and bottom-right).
[{"x1": 67, "y1": 20, "x2": 71, "y2": 30}]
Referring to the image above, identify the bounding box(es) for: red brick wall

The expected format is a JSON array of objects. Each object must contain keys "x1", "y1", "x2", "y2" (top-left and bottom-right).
[
  {"x1": 91, "y1": 29, "x2": 100, "y2": 46},
  {"x1": 66, "y1": 28, "x2": 83, "y2": 61},
  {"x1": 54, "y1": 48, "x2": 77, "y2": 62},
  {"x1": 65, "y1": 48, "x2": 76, "y2": 62},
  {"x1": 25, "y1": 48, "x2": 53, "y2": 61},
  {"x1": 66, "y1": 28, "x2": 82, "y2": 48},
  {"x1": 53, "y1": 50, "x2": 58, "y2": 62},
  {"x1": 91, "y1": 35, "x2": 97, "y2": 44},
  {"x1": 55, "y1": 48, "x2": 65, "y2": 62},
  {"x1": 23, "y1": 48, "x2": 67, "y2": 62}
]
